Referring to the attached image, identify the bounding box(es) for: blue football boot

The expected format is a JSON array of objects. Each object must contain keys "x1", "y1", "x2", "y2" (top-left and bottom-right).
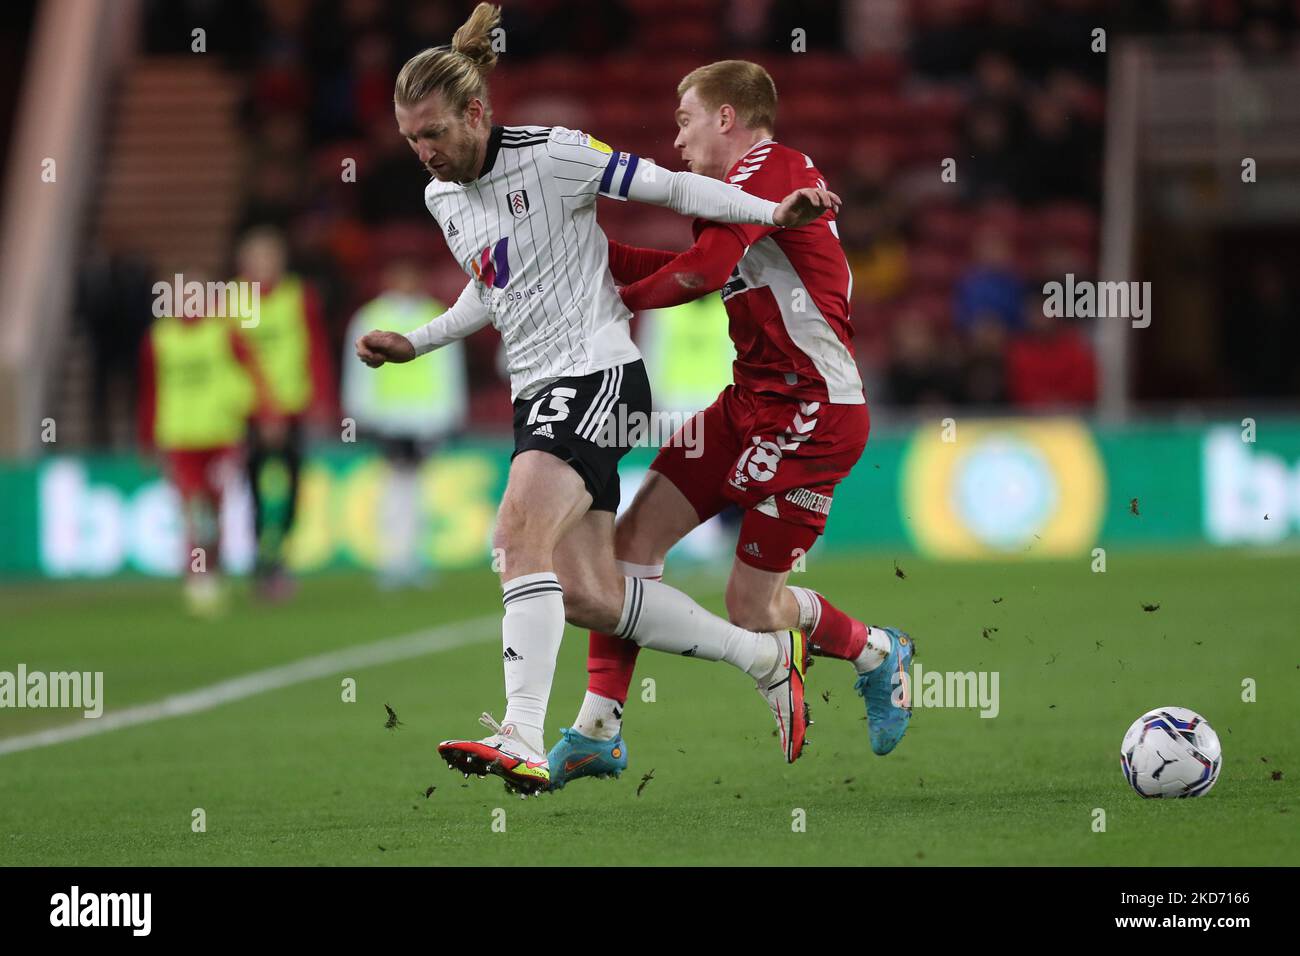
[
  {"x1": 853, "y1": 627, "x2": 916, "y2": 755},
  {"x1": 545, "y1": 727, "x2": 628, "y2": 791}
]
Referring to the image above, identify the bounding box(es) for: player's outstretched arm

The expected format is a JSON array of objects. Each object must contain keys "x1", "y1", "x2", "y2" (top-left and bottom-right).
[
  {"x1": 619, "y1": 226, "x2": 746, "y2": 312},
  {"x1": 606, "y1": 238, "x2": 678, "y2": 284},
  {"x1": 623, "y1": 162, "x2": 839, "y2": 228},
  {"x1": 355, "y1": 281, "x2": 490, "y2": 367}
]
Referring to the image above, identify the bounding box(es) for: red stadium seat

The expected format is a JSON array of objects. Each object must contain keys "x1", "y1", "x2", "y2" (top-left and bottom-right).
[
  {"x1": 1034, "y1": 202, "x2": 1099, "y2": 245},
  {"x1": 916, "y1": 203, "x2": 977, "y2": 251},
  {"x1": 640, "y1": 20, "x2": 719, "y2": 54}
]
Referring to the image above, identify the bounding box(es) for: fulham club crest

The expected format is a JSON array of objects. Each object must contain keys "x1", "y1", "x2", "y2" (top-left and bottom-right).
[{"x1": 507, "y1": 189, "x2": 530, "y2": 219}]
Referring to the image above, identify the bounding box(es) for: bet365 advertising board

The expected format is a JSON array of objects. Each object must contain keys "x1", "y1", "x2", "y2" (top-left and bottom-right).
[{"x1": 0, "y1": 419, "x2": 1295, "y2": 579}]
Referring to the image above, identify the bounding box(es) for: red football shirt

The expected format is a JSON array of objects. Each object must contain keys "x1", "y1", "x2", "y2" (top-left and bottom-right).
[{"x1": 700, "y1": 139, "x2": 863, "y2": 405}]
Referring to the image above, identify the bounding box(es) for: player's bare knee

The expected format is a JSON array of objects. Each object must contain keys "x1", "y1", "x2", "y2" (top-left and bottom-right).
[
  {"x1": 614, "y1": 534, "x2": 667, "y2": 569},
  {"x1": 725, "y1": 588, "x2": 783, "y2": 633},
  {"x1": 493, "y1": 504, "x2": 556, "y2": 573},
  {"x1": 615, "y1": 493, "x2": 692, "y2": 564},
  {"x1": 492, "y1": 500, "x2": 524, "y2": 549},
  {"x1": 613, "y1": 512, "x2": 660, "y2": 564},
  {"x1": 558, "y1": 574, "x2": 621, "y2": 632},
  {"x1": 560, "y1": 587, "x2": 601, "y2": 630}
]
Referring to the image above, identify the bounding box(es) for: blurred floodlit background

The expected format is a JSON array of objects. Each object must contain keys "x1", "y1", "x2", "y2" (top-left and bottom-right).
[{"x1": 1, "y1": 0, "x2": 1298, "y2": 586}]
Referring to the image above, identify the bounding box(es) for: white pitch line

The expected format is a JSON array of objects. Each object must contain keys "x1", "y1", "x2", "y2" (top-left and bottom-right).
[{"x1": 0, "y1": 615, "x2": 499, "y2": 757}]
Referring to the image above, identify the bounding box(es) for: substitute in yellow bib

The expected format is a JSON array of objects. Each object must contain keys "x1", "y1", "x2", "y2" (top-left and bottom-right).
[
  {"x1": 138, "y1": 274, "x2": 278, "y2": 616},
  {"x1": 234, "y1": 227, "x2": 337, "y2": 600},
  {"x1": 342, "y1": 257, "x2": 469, "y2": 588}
]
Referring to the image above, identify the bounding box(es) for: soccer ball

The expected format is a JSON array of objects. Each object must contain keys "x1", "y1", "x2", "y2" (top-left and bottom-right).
[{"x1": 1120, "y1": 707, "x2": 1223, "y2": 798}]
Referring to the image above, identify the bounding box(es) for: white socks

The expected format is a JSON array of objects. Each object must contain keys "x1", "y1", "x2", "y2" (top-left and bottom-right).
[
  {"x1": 855, "y1": 626, "x2": 894, "y2": 674},
  {"x1": 499, "y1": 572, "x2": 565, "y2": 756},
  {"x1": 568, "y1": 569, "x2": 794, "y2": 745},
  {"x1": 787, "y1": 585, "x2": 821, "y2": 633},
  {"x1": 574, "y1": 692, "x2": 623, "y2": 741},
  {"x1": 571, "y1": 560, "x2": 662, "y2": 742},
  {"x1": 616, "y1": 577, "x2": 779, "y2": 681},
  {"x1": 380, "y1": 463, "x2": 420, "y2": 577}
]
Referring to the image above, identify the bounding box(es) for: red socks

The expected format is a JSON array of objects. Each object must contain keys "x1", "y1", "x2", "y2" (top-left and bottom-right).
[
  {"x1": 586, "y1": 630, "x2": 640, "y2": 703},
  {"x1": 798, "y1": 588, "x2": 868, "y2": 662}
]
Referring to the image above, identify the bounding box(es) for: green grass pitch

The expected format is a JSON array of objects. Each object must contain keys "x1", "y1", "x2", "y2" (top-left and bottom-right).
[{"x1": 1, "y1": 549, "x2": 1296, "y2": 866}]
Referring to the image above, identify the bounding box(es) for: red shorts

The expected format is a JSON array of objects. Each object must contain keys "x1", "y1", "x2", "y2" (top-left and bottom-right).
[
  {"x1": 167, "y1": 447, "x2": 236, "y2": 500},
  {"x1": 649, "y1": 385, "x2": 869, "y2": 572}
]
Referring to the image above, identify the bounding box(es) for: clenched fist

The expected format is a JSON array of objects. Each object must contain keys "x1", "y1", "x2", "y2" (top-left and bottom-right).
[{"x1": 355, "y1": 330, "x2": 416, "y2": 368}]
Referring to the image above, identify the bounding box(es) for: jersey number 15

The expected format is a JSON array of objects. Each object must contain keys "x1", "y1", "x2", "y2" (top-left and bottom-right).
[{"x1": 525, "y1": 386, "x2": 578, "y2": 425}]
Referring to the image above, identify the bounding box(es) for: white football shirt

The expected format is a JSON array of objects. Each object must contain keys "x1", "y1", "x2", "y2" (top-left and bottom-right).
[{"x1": 423, "y1": 125, "x2": 643, "y2": 401}]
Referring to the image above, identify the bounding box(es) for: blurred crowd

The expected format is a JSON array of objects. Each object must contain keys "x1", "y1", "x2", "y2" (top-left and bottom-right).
[{"x1": 72, "y1": 0, "x2": 1300, "y2": 445}]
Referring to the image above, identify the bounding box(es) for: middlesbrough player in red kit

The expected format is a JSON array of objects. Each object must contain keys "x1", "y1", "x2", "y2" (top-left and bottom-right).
[{"x1": 548, "y1": 60, "x2": 915, "y2": 788}]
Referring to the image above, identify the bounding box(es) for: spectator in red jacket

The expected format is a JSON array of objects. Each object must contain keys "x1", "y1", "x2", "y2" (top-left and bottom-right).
[{"x1": 1006, "y1": 297, "x2": 1097, "y2": 408}]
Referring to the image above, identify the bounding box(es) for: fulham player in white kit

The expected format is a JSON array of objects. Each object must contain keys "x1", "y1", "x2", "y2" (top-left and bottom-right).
[{"x1": 355, "y1": 3, "x2": 838, "y2": 793}]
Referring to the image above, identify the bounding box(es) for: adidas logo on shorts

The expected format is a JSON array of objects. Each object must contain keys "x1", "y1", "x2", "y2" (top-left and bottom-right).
[
  {"x1": 743, "y1": 542, "x2": 763, "y2": 558},
  {"x1": 532, "y1": 423, "x2": 554, "y2": 438},
  {"x1": 503, "y1": 646, "x2": 524, "y2": 662}
]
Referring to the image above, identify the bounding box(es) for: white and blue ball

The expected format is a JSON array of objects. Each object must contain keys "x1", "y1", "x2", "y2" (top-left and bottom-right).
[{"x1": 1120, "y1": 706, "x2": 1222, "y2": 798}]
